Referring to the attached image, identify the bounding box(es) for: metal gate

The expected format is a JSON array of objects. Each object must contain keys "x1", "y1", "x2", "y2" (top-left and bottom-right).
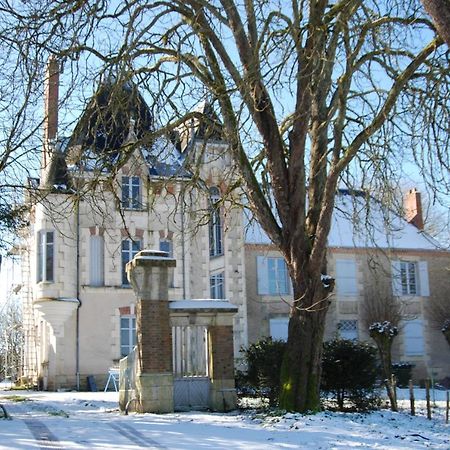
[{"x1": 172, "y1": 325, "x2": 210, "y2": 411}]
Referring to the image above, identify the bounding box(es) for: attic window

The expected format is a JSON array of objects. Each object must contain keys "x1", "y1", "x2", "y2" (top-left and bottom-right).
[{"x1": 122, "y1": 176, "x2": 141, "y2": 210}]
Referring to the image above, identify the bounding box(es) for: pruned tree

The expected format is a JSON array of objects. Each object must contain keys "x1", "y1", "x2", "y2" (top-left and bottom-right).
[
  {"x1": 0, "y1": 1, "x2": 449, "y2": 412},
  {"x1": 362, "y1": 283, "x2": 403, "y2": 411}
]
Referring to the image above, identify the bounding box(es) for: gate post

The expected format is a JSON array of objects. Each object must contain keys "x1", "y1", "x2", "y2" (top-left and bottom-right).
[
  {"x1": 123, "y1": 250, "x2": 176, "y2": 413},
  {"x1": 208, "y1": 323, "x2": 237, "y2": 411}
]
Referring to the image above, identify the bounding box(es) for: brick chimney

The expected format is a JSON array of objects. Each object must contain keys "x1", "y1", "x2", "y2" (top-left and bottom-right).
[
  {"x1": 404, "y1": 188, "x2": 424, "y2": 230},
  {"x1": 43, "y1": 56, "x2": 59, "y2": 168}
]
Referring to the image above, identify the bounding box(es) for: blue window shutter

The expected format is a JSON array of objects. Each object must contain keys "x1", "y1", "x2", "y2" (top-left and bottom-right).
[
  {"x1": 418, "y1": 261, "x2": 430, "y2": 297},
  {"x1": 391, "y1": 260, "x2": 402, "y2": 296},
  {"x1": 257, "y1": 256, "x2": 269, "y2": 295}
]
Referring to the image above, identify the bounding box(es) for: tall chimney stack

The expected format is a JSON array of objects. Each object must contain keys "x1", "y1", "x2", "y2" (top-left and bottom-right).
[{"x1": 404, "y1": 188, "x2": 424, "y2": 230}]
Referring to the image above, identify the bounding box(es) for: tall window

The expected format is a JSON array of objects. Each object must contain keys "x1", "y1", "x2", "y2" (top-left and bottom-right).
[
  {"x1": 90, "y1": 235, "x2": 104, "y2": 286},
  {"x1": 209, "y1": 187, "x2": 223, "y2": 257},
  {"x1": 120, "y1": 315, "x2": 136, "y2": 357},
  {"x1": 37, "y1": 231, "x2": 54, "y2": 282},
  {"x1": 210, "y1": 272, "x2": 225, "y2": 299},
  {"x1": 400, "y1": 261, "x2": 417, "y2": 295},
  {"x1": 121, "y1": 239, "x2": 141, "y2": 285},
  {"x1": 122, "y1": 176, "x2": 141, "y2": 209},
  {"x1": 257, "y1": 256, "x2": 291, "y2": 295},
  {"x1": 335, "y1": 259, "x2": 358, "y2": 297},
  {"x1": 392, "y1": 260, "x2": 429, "y2": 297}
]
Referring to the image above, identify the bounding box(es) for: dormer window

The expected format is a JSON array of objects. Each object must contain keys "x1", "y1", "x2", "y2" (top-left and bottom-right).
[{"x1": 122, "y1": 176, "x2": 141, "y2": 209}]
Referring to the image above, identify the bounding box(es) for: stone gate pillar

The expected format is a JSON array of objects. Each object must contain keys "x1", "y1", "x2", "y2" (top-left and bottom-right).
[
  {"x1": 126, "y1": 250, "x2": 176, "y2": 413},
  {"x1": 209, "y1": 323, "x2": 237, "y2": 411}
]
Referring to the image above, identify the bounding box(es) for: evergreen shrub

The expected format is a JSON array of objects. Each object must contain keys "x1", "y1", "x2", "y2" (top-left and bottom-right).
[
  {"x1": 238, "y1": 337, "x2": 286, "y2": 406},
  {"x1": 321, "y1": 339, "x2": 380, "y2": 411}
]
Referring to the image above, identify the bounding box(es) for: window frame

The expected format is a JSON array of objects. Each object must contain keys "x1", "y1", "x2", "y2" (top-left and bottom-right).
[
  {"x1": 121, "y1": 238, "x2": 141, "y2": 286},
  {"x1": 159, "y1": 238, "x2": 173, "y2": 257},
  {"x1": 400, "y1": 261, "x2": 418, "y2": 296},
  {"x1": 37, "y1": 230, "x2": 54, "y2": 283},
  {"x1": 120, "y1": 314, "x2": 136, "y2": 358},
  {"x1": 210, "y1": 272, "x2": 225, "y2": 299},
  {"x1": 268, "y1": 258, "x2": 290, "y2": 295},
  {"x1": 209, "y1": 187, "x2": 223, "y2": 257},
  {"x1": 121, "y1": 176, "x2": 142, "y2": 210}
]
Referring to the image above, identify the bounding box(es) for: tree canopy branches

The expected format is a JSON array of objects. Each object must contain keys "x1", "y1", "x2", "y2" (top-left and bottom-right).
[{"x1": 0, "y1": 0, "x2": 448, "y2": 411}]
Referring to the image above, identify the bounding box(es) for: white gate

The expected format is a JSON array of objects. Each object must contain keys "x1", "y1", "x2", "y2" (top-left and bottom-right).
[{"x1": 172, "y1": 325, "x2": 210, "y2": 410}]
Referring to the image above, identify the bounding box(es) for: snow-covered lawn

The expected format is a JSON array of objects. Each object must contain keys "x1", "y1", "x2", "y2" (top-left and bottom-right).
[{"x1": 0, "y1": 388, "x2": 448, "y2": 449}]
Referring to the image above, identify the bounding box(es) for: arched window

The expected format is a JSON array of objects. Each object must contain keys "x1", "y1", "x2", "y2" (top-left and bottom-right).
[{"x1": 209, "y1": 187, "x2": 223, "y2": 257}]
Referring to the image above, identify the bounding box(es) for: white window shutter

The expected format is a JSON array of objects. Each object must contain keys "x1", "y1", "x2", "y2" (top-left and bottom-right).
[
  {"x1": 418, "y1": 261, "x2": 430, "y2": 297},
  {"x1": 257, "y1": 256, "x2": 269, "y2": 295},
  {"x1": 404, "y1": 320, "x2": 425, "y2": 356},
  {"x1": 336, "y1": 259, "x2": 357, "y2": 296},
  {"x1": 391, "y1": 260, "x2": 402, "y2": 296},
  {"x1": 90, "y1": 235, "x2": 104, "y2": 286},
  {"x1": 269, "y1": 317, "x2": 289, "y2": 341}
]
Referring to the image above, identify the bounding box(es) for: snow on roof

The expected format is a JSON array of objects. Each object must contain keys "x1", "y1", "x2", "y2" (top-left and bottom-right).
[
  {"x1": 170, "y1": 299, "x2": 238, "y2": 311},
  {"x1": 245, "y1": 190, "x2": 442, "y2": 251}
]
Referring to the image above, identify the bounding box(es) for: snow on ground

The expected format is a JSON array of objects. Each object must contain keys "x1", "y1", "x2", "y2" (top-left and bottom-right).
[{"x1": 0, "y1": 388, "x2": 448, "y2": 449}]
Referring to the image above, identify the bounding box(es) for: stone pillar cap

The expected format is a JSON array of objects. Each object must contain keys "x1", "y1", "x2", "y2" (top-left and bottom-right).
[{"x1": 128, "y1": 249, "x2": 176, "y2": 268}]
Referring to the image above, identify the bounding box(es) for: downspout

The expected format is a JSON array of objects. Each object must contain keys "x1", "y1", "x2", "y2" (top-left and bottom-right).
[
  {"x1": 75, "y1": 193, "x2": 81, "y2": 391},
  {"x1": 181, "y1": 191, "x2": 186, "y2": 299}
]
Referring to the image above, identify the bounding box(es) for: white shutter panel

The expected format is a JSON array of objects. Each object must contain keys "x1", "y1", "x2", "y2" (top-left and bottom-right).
[
  {"x1": 418, "y1": 261, "x2": 430, "y2": 297},
  {"x1": 391, "y1": 260, "x2": 402, "y2": 296},
  {"x1": 336, "y1": 259, "x2": 357, "y2": 296},
  {"x1": 269, "y1": 317, "x2": 289, "y2": 341},
  {"x1": 257, "y1": 256, "x2": 269, "y2": 295},
  {"x1": 90, "y1": 235, "x2": 104, "y2": 286},
  {"x1": 404, "y1": 320, "x2": 425, "y2": 356}
]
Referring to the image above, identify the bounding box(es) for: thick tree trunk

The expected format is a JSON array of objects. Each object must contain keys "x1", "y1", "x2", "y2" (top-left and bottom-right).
[
  {"x1": 279, "y1": 285, "x2": 329, "y2": 412},
  {"x1": 421, "y1": 0, "x2": 450, "y2": 47}
]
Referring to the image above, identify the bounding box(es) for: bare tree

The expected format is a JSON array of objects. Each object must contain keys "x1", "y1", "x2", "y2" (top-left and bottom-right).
[
  {"x1": 427, "y1": 292, "x2": 450, "y2": 346},
  {"x1": 0, "y1": 1, "x2": 449, "y2": 411},
  {"x1": 0, "y1": 295, "x2": 23, "y2": 382}
]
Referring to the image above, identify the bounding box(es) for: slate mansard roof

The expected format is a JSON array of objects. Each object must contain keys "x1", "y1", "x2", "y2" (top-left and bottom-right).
[{"x1": 44, "y1": 83, "x2": 225, "y2": 189}]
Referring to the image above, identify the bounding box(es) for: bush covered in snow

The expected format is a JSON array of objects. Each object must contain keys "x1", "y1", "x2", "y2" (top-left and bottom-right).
[{"x1": 321, "y1": 339, "x2": 379, "y2": 411}]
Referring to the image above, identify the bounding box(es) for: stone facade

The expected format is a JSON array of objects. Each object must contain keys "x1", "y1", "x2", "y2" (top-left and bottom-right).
[{"x1": 246, "y1": 238, "x2": 450, "y2": 382}]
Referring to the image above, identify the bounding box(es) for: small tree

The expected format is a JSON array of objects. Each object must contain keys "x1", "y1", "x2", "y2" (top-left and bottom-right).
[
  {"x1": 321, "y1": 339, "x2": 379, "y2": 411},
  {"x1": 368, "y1": 321, "x2": 399, "y2": 411},
  {"x1": 240, "y1": 338, "x2": 286, "y2": 407},
  {"x1": 362, "y1": 280, "x2": 403, "y2": 412}
]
